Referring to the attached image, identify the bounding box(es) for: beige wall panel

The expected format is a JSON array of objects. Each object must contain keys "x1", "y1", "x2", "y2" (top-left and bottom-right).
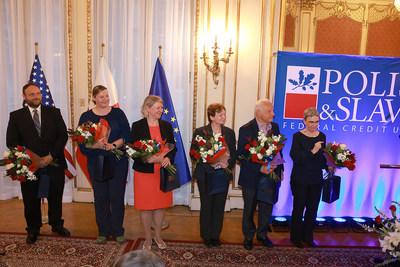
[{"x1": 71, "y1": 0, "x2": 93, "y2": 201}]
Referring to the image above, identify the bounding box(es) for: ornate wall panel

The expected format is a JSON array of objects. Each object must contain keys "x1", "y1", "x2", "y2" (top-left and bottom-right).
[
  {"x1": 366, "y1": 5, "x2": 400, "y2": 57},
  {"x1": 313, "y1": 1, "x2": 365, "y2": 55},
  {"x1": 314, "y1": 16, "x2": 362, "y2": 54},
  {"x1": 284, "y1": 14, "x2": 296, "y2": 47}
]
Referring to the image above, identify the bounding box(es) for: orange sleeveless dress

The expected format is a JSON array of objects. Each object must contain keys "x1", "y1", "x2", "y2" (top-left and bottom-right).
[{"x1": 133, "y1": 125, "x2": 173, "y2": 210}]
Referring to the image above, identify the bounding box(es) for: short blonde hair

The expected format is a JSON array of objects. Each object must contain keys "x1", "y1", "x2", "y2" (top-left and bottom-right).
[
  {"x1": 303, "y1": 107, "x2": 319, "y2": 120},
  {"x1": 141, "y1": 95, "x2": 163, "y2": 118}
]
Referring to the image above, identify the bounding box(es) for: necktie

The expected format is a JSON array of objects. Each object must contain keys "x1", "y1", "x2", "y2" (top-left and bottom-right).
[{"x1": 33, "y1": 109, "x2": 41, "y2": 137}]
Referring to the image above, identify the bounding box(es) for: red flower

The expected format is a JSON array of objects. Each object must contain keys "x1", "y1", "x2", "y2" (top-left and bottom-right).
[
  {"x1": 260, "y1": 148, "x2": 266, "y2": 154},
  {"x1": 28, "y1": 164, "x2": 36, "y2": 172},
  {"x1": 349, "y1": 165, "x2": 355, "y2": 171},
  {"x1": 77, "y1": 136, "x2": 85, "y2": 143},
  {"x1": 18, "y1": 176, "x2": 26, "y2": 182},
  {"x1": 134, "y1": 141, "x2": 142, "y2": 148},
  {"x1": 273, "y1": 141, "x2": 278, "y2": 146},
  {"x1": 20, "y1": 160, "x2": 28, "y2": 166},
  {"x1": 17, "y1": 145, "x2": 24, "y2": 151},
  {"x1": 344, "y1": 161, "x2": 351, "y2": 167},
  {"x1": 194, "y1": 153, "x2": 201, "y2": 160},
  {"x1": 190, "y1": 149, "x2": 196, "y2": 156},
  {"x1": 6, "y1": 160, "x2": 12, "y2": 164},
  {"x1": 332, "y1": 145, "x2": 338, "y2": 150},
  {"x1": 89, "y1": 127, "x2": 96, "y2": 134},
  {"x1": 375, "y1": 215, "x2": 382, "y2": 224},
  {"x1": 251, "y1": 154, "x2": 258, "y2": 162},
  {"x1": 218, "y1": 136, "x2": 224, "y2": 142},
  {"x1": 245, "y1": 144, "x2": 251, "y2": 150},
  {"x1": 82, "y1": 126, "x2": 88, "y2": 131},
  {"x1": 390, "y1": 205, "x2": 397, "y2": 212},
  {"x1": 205, "y1": 155, "x2": 211, "y2": 162},
  {"x1": 142, "y1": 145, "x2": 148, "y2": 151},
  {"x1": 198, "y1": 140, "x2": 205, "y2": 146},
  {"x1": 71, "y1": 136, "x2": 78, "y2": 141},
  {"x1": 11, "y1": 175, "x2": 18, "y2": 181},
  {"x1": 252, "y1": 141, "x2": 258, "y2": 147}
]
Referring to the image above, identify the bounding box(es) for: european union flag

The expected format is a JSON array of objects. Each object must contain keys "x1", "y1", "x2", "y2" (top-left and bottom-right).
[{"x1": 149, "y1": 58, "x2": 192, "y2": 186}]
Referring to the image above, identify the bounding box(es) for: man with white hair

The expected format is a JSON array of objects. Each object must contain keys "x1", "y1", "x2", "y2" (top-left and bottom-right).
[{"x1": 238, "y1": 99, "x2": 284, "y2": 250}]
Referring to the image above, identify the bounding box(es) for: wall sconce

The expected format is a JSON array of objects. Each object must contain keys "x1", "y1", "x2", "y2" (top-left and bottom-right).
[{"x1": 201, "y1": 36, "x2": 234, "y2": 86}]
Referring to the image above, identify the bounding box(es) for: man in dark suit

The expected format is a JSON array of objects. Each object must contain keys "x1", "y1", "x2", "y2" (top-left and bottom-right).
[
  {"x1": 6, "y1": 83, "x2": 70, "y2": 244},
  {"x1": 238, "y1": 99, "x2": 284, "y2": 250}
]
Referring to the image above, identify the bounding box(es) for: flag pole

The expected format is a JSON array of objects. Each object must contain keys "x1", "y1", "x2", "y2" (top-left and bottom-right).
[
  {"x1": 158, "y1": 45, "x2": 163, "y2": 65},
  {"x1": 101, "y1": 43, "x2": 105, "y2": 57},
  {"x1": 34, "y1": 42, "x2": 49, "y2": 224}
]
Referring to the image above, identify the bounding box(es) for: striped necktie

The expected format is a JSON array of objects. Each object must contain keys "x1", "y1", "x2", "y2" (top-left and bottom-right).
[{"x1": 33, "y1": 109, "x2": 41, "y2": 137}]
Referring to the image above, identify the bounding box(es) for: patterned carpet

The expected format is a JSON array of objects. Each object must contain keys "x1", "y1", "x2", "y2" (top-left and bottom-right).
[
  {"x1": 0, "y1": 232, "x2": 135, "y2": 267},
  {"x1": 133, "y1": 238, "x2": 385, "y2": 267}
]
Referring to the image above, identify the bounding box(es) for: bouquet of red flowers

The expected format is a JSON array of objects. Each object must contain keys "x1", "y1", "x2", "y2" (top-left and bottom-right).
[
  {"x1": 239, "y1": 130, "x2": 286, "y2": 180},
  {"x1": 69, "y1": 118, "x2": 123, "y2": 159},
  {"x1": 190, "y1": 130, "x2": 231, "y2": 175},
  {"x1": 323, "y1": 142, "x2": 356, "y2": 172},
  {"x1": 0, "y1": 145, "x2": 40, "y2": 182},
  {"x1": 124, "y1": 139, "x2": 176, "y2": 174}
]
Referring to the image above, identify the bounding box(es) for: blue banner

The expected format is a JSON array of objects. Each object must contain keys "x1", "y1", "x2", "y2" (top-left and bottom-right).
[
  {"x1": 149, "y1": 59, "x2": 192, "y2": 186},
  {"x1": 274, "y1": 51, "x2": 400, "y2": 217}
]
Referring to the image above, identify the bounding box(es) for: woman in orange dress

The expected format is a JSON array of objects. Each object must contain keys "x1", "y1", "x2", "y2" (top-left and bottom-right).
[{"x1": 130, "y1": 95, "x2": 176, "y2": 250}]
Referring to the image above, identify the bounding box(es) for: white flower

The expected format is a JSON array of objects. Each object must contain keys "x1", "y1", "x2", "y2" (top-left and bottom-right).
[
  {"x1": 257, "y1": 153, "x2": 262, "y2": 160},
  {"x1": 16, "y1": 170, "x2": 21, "y2": 174},
  {"x1": 213, "y1": 144, "x2": 219, "y2": 151},
  {"x1": 266, "y1": 149, "x2": 273, "y2": 156},
  {"x1": 249, "y1": 148, "x2": 256, "y2": 154},
  {"x1": 339, "y1": 144, "x2": 346, "y2": 150},
  {"x1": 3, "y1": 151, "x2": 10, "y2": 158},
  {"x1": 336, "y1": 153, "x2": 346, "y2": 161},
  {"x1": 207, "y1": 150, "x2": 214, "y2": 156},
  {"x1": 6, "y1": 163, "x2": 14, "y2": 170}
]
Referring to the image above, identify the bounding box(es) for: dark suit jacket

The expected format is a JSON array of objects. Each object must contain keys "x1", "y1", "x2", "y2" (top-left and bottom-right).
[
  {"x1": 130, "y1": 118, "x2": 177, "y2": 173},
  {"x1": 6, "y1": 106, "x2": 68, "y2": 169},
  {"x1": 190, "y1": 124, "x2": 237, "y2": 182},
  {"x1": 238, "y1": 118, "x2": 284, "y2": 190}
]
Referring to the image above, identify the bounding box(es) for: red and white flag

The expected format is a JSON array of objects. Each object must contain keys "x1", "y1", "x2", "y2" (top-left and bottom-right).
[{"x1": 284, "y1": 66, "x2": 320, "y2": 119}]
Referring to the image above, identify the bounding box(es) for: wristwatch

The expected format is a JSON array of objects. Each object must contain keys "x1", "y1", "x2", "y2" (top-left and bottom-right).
[{"x1": 112, "y1": 143, "x2": 117, "y2": 148}]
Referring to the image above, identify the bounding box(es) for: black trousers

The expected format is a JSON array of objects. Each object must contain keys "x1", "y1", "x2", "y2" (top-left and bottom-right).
[
  {"x1": 88, "y1": 157, "x2": 128, "y2": 238},
  {"x1": 290, "y1": 180, "x2": 323, "y2": 243},
  {"x1": 242, "y1": 187, "x2": 273, "y2": 240},
  {"x1": 197, "y1": 179, "x2": 228, "y2": 241},
  {"x1": 20, "y1": 166, "x2": 65, "y2": 233}
]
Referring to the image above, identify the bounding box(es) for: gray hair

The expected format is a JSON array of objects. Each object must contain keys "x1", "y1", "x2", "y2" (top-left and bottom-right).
[
  {"x1": 254, "y1": 99, "x2": 272, "y2": 117},
  {"x1": 303, "y1": 107, "x2": 319, "y2": 120},
  {"x1": 112, "y1": 250, "x2": 165, "y2": 267}
]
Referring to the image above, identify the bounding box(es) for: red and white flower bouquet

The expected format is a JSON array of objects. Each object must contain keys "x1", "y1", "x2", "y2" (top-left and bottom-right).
[
  {"x1": 69, "y1": 118, "x2": 123, "y2": 158},
  {"x1": 323, "y1": 142, "x2": 356, "y2": 175},
  {"x1": 190, "y1": 130, "x2": 231, "y2": 175},
  {"x1": 239, "y1": 129, "x2": 286, "y2": 181},
  {"x1": 0, "y1": 145, "x2": 40, "y2": 182},
  {"x1": 124, "y1": 139, "x2": 176, "y2": 174}
]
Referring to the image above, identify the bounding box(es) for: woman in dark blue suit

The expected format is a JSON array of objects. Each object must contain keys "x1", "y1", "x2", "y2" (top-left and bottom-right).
[
  {"x1": 78, "y1": 85, "x2": 130, "y2": 244},
  {"x1": 190, "y1": 103, "x2": 236, "y2": 247}
]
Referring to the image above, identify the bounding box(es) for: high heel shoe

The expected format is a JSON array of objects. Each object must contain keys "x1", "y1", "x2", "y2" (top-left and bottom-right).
[
  {"x1": 142, "y1": 240, "x2": 152, "y2": 250},
  {"x1": 153, "y1": 237, "x2": 167, "y2": 249}
]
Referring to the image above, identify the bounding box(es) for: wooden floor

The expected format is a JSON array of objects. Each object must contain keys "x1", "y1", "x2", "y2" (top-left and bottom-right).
[{"x1": 0, "y1": 198, "x2": 379, "y2": 247}]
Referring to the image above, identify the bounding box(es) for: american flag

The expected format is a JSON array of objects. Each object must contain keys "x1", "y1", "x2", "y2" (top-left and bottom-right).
[{"x1": 25, "y1": 54, "x2": 76, "y2": 179}]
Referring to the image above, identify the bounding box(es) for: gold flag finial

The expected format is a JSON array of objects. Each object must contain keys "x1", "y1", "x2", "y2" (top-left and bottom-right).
[
  {"x1": 34, "y1": 42, "x2": 38, "y2": 55},
  {"x1": 158, "y1": 45, "x2": 163, "y2": 65},
  {"x1": 101, "y1": 43, "x2": 105, "y2": 57}
]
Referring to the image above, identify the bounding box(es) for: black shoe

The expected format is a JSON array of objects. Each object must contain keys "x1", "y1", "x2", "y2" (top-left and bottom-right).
[
  {"x1": 291, "y1": 240, "x2": 303, "y2": 248},
  {"x1": 256, "y1": 236, "x2": 274, "y2": 247},
  {"x1": 304, "y1": 240, "x2": 318, "y2": 247},
  {"x1": 244, "y1": 238, "x2": 253, "y2": 250},
  {"x1": 52, "y1": 227, "x2": 71, "y2": 236},
  {"x1": 204, "y1": 239, "x2": 213, "y2": 247},
  {"x1": 211, "y1": 239, "x2": 221, "y2": 247},
  {"x1": 26, "y1": 231, "x2": 38, "y2": 244}
]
